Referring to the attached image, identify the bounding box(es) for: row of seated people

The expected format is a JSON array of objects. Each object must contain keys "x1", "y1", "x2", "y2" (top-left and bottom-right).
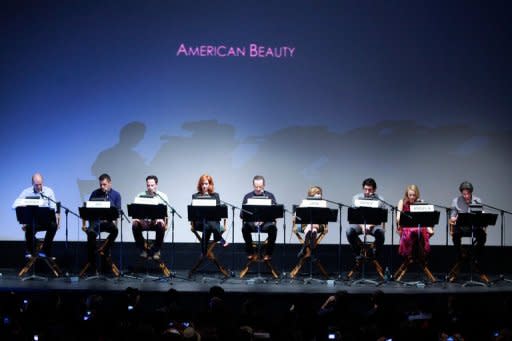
[{"x1": 14, "y1": 173, "x2": 490, "y2": 281}]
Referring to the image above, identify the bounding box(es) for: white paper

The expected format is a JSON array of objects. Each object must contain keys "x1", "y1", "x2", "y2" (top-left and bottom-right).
[
  {"x1": 300, "y1": 199, "x2": 327, "y2": 208},
  {"x1": 85, "y1": 201, "x2": 111, "y2": 208},
  {"x1": 410, "y1": 204, "x2": 434, "y2": 212},
  {"x1": 14, "y1": 198, "x2": 44, "y2": 207},
  {"x1": 354, "y1": 199, "x2": 380, "y2": 208},
  {"x1": 247, "y1": 198, "x2": 272, "y2": 206},
  {"x1": 192, "y1": 199, "x2": 217, "y2": 206},
  {"x1": 134, "y1": 196, "x2": 159, "y2": 205}
]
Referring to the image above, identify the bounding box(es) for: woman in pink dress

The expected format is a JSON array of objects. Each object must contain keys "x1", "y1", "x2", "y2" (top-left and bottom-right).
[{"x1": 396, "y1": 184, "x2": 434, "y2": 258}]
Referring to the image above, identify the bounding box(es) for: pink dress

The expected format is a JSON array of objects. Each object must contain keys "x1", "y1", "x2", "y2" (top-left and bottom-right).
[{"x1": 398, "y1": 201, "x2": 432, "y2": 257}]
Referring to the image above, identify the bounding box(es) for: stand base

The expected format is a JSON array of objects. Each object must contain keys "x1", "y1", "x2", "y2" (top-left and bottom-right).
[
  {"x1": 351, "y1": 278, "x2": 381, "y2": 286},
  {"x1": 303, "y1": 276, "x2": 325, "y2": 285},
  {"x1": 21, "y1": 274, "x2": 48, "y2": 281},
  {"x1": 462, "y1": 280, "x2": 489, "y2": 287},
  {"x1": 246, "y1": 276, "x2": 268, "y2": 285},
  {"x1": 83, "y1": 273, "x2": 112, "y2": 281},
  {"x1": 395, "y1": 280, "x2": 427, "y2": 288}
]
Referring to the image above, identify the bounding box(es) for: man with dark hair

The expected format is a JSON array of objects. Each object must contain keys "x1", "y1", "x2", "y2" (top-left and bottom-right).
[
  {"x1": 346, "y1": 178, "x2": 386, "y2": 264},
  {"x1": 132, "y1": 175, "x2": 169, "y2": 260},
  {"x1": 450, "y1": 181, "x2": 486, "y2": 264},
  {"x1": 83, "y1": 173, "x2": 121, "y2": 268},
  {"x1": 13, "y1": 173, "x2": 60, "y2": 258},
  {"x1": 241, "y1": 175, "x2": 277, "y2": 260}
]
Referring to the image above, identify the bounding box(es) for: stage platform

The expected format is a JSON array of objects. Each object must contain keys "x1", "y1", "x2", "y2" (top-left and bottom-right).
[
  {"x1": 2, "y1": 268, "x2": 512, "y2": 295},
  {"x1": 1, "y1": 241, "x2": 512, "y2": 295}
]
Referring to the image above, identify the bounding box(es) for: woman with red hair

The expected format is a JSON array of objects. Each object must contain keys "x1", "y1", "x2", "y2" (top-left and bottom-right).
[{"x1": 192, "y1": 174, "x2": 227, "y2": 254}]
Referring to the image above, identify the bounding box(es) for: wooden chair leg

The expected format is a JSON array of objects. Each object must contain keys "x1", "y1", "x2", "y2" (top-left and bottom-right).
[
  {"x1": 472, "y1": 261, "x2": 490, "y2": 284},
  {"x1": 290, "y1": 256, "x2": 308, "y2": 279},
  {"x1": 157, "y1": 260, "x2": 171, "y2": 277},
  {"x1": 19, "y1": 257, "x2": 37, "y2": 277},
  {"x1": 210, "y1": 256, "x2": 229, "y2": 277},
  {"x1": 314, "y1": 259, "x2": 329, "y2": 279},
  {"x1": 347, "y1": 258, "x2": 363, "y2": 279},
  {"x1": 264, "y1": 260, "x2": 279, "y2": 279},
  {"x1": 373, "y1": 260, "x2": 385, "y2": 279},
  {"x1": 393, "y1": 260, "x2": 409, "y2": 281},
  {"x1": 189, "y1": 256, "x2": 207, "y2": 278},
  {"x1": 43, "y1": 258, "x2": 62, "y2": 277},
  {"x1": 447, "y1": 261, "x2": 462, "y2": 282},
  {"x1": 422, "y1": 264, "x2": 436, "y2": 283},
  {"x1": 189, "y1": 241, "x2": 228, "y2": 278},
  {"x1": 239, "y1": 259, "x2": 255, "y2": 278},
  {"x1": 79, "y1": 262, "x2": 92, "y2": 277}
]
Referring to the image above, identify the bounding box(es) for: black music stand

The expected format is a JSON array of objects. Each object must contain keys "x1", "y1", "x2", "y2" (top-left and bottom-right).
[
  {"x1": 394, "y1": 210, "x2": 440, "y2": 286},
  {"x1": 448, "y1": 212, "x2": 497, "y2": 287},
  {"x1": 79, "y1": 206, "x2": 120, "y2": 280},
  {"x1": 16, "y1": 206, "x2": 61, "y2": 280},
  {"x1": 347, "y1": 206, "x2": 388, "y2": 285},
  {"x1": 292, "y1": 207, "x2": 337, "y2": 284},
  {"x1": 240, "y1": 204, "x2": 283, "y2": 283},
  {"x1": 188, "y1": 205, "x2": 229, "y2": 280},
  {"x1": 127, "y1": 203, "x2": 171, "y2": 279}
]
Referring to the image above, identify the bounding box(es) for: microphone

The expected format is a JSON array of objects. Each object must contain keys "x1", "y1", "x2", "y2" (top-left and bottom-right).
[
  {"x1": 473, "y1": 198, "x2": 480, "y2": 204},
  {"x1": 416, "y1": 199, "x2": 424, "y2": 203}
]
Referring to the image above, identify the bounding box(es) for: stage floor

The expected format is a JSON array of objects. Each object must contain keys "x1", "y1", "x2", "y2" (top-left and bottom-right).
[{"x1": 2, "y1": 268, "x2": 512, "y2": 295}]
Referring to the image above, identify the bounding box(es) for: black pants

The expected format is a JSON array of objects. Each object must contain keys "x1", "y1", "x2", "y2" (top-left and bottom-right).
[
  {"x1": 194, "y1": 220, "x2": 222, "y2": 255},
  {"x1": 452, "y1": 226, "x2": 486, "y2": 263},
  {"x1": 346, "y1": 225, "x2": 385, "y2": 263},
  {"x1": 87, "y1": 221, "x2": 118, "y2": 264},
  {"x1": 242, "y1": 222, "x2": 277, "y2": 256},
  {"x1": 132, "y1": 221, "x2": 165, "y2": 253},
  {"x1": 25, "y1": 222, "x2": 58, "y2": 256}
]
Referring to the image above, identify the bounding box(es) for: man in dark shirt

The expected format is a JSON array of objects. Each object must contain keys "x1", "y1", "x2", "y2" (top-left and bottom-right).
[
  {"x1": 450, "y1": 181, "x2": 486, "y2": 262},
  {"x1": 82, "y1": 173, "x2": 121, "y2": 268},
  {"x1": 241, "y1": 175, "x2": 277, "y2": 260}
]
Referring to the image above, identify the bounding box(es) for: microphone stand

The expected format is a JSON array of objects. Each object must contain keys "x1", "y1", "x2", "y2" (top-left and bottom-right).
[
  {"x1": 117, "y1": 208, "x2": 131, "y2": 278},
  {"x1": 376, "y1": 197, "x2": 400, "y2": 282},
  {"x1": 282, "y1": 207, "x2": 294, "y2": 280},
  {"x1": 220, "y1": 200, "x2": 252, "y2": 277},
  {"x1": 155, "y1": 192, "x2": 182, "y2": 278},
  {"x1": 324, "y1": 198, "x2": 348, "y2": 281},
  {"x1": 40, "y1": 193, "x2": 80, "y2": 248},
  {"x1": 41, "y1": 193, "x2": 80, "y2": 277},
  {"x1": 431, "y1": 202, "x2": 452, "y2": 246},
  {"x1": 479, "y1": 203, "x2": 512, "y2": 283}
]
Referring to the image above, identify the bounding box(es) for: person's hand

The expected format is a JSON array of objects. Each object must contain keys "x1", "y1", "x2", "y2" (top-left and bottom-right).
[{"x1": 322, "y1": 295, "x2": 336, "y2": 309}]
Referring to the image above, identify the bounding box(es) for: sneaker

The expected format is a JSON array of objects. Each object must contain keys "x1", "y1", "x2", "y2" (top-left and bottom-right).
[
  {"x1": 25, "y1": 253, "x2": 33, "y2": 259},
  {"x1": 153, "y1": 251, "x2": 161, "y2": 261},
  {"x1": 140, "y1": 250, "x2": 148, "y2": 259},
  {"x1": 38, "y1": 251, "x2": 47, "y2": 258}
]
